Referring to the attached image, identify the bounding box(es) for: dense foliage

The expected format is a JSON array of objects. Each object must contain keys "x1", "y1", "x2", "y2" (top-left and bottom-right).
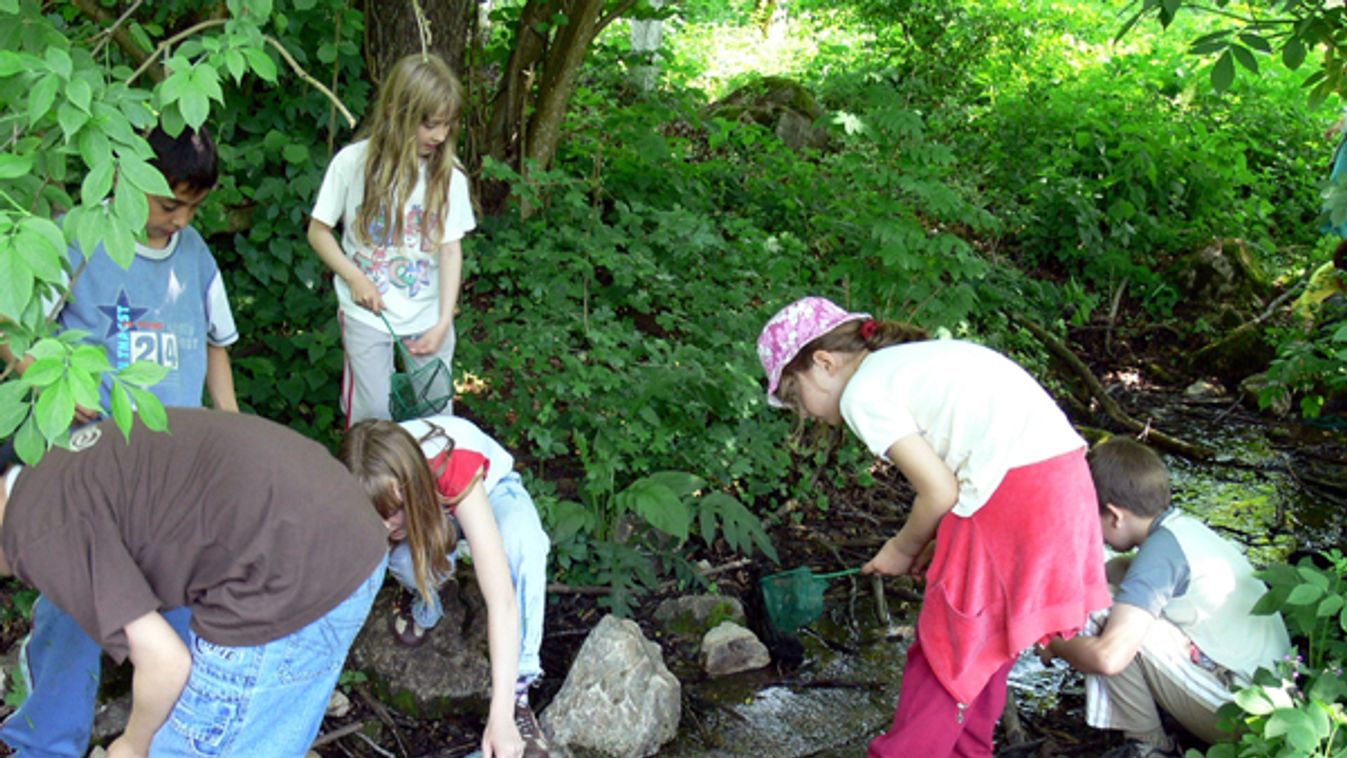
[{"x1": 0, "y1": 0, "x2": 1342, "y2": 612}]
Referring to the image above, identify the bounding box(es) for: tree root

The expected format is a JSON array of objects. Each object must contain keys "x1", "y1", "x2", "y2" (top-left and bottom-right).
[{"x1": 1015, "y1": 318, "x2": 1215, "y2": 461}]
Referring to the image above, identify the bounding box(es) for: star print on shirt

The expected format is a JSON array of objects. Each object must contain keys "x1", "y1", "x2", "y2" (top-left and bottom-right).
[{"x1": 96, "y1": 290, "x2": 150, "y2": 338}]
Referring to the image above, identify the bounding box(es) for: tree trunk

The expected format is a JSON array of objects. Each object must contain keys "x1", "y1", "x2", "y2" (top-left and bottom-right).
[
  {"x1": 525, "y1": 0, "x2": 604, "y2": 170},
  {"x1": 363, "y1": 0, "x2": 475, "y2": 88}
]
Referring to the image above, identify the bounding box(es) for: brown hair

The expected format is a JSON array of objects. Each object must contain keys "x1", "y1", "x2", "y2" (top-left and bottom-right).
[
  {"x1": 355, "y1": 54, "x2": 464, "y2": 248},
  {"x1": 340, "y1": 420, "x2": 455, "y2": 605},
  {"x1": 775, "y1": 318, "x2": 928, "y2": 409},
  {"x1": 1086, "y1": 437, "x2": 1171, "y2": 518}
]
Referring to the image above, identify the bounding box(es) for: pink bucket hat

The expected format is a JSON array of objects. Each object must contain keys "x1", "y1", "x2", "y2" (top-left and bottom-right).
[{"x1": 757, "y1": 296, "x2": 871, "y2": 407}]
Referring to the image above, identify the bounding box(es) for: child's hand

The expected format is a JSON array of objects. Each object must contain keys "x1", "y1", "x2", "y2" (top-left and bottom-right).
[
  {"x1": 863, "y1": 536, "x2": 916, "y2": 577},
  {"x1": 405, "y1": 320, "x2": 451, "y2": 356},
  {"x1": 481, "y1": 712, "x2": 525, "y2": 758},
  {"x1": 347, "y1": 272, "x2": 385, "y2": 314},
  {"x1": 107, "y1": 736, "x2": 150, "y2": 758}
]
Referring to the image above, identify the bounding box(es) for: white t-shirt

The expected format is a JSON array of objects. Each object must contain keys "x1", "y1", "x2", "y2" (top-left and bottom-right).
[
  {"x1": 398, "y1": 414, "x2": 515, "y2": 493},
  {"x1": 311, "y1": 139, "x2": 476, "y2": 334},
  {"x1": 840, "y1": 340, "x2": 1085, "y2": 516}
]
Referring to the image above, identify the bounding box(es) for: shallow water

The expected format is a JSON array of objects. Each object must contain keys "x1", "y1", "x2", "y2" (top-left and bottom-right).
[{"x1": 665, "y1": 396, "x2": 1344, "y2": 757}]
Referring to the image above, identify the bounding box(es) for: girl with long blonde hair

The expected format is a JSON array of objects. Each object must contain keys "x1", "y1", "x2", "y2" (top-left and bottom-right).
[{"x1": 309, "y1": 53, "x2": 475, "y2": 426}]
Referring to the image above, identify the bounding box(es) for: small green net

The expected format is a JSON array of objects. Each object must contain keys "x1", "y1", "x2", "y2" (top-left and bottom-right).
[
  {"x1": 381, "y1": 312, "x2": 454, "y2": 422},
  {"x1": 759, "y1": 566, "x2": 860, "y2": 633}
]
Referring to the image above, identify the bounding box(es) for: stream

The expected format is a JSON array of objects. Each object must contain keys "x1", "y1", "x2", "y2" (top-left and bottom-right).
[{"x1": 662, "y1": 392, "x2": 1346, "y2": 757}]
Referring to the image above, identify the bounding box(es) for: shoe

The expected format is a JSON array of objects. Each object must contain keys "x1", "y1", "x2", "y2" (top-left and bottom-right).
[
  {"x1": 387, "y1": 602, "x2": 431, "y2": 648},
  {"x1": 514, "y1": 702, "x2": 551, "y2": 757},
  {"x1": 1101, "y1": 738, "x2": 1181, "y2": 758}
]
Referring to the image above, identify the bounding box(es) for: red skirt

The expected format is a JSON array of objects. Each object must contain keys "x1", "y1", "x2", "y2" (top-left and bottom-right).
[{"x1": 917, "y1": 448, "x2": 1112, "y2": 705}]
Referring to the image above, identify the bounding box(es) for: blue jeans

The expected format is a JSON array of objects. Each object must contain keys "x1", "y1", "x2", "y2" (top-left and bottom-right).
[
  {"x1": 149, "y1": 554, "x2": 386, "y2": 756},
  {"x1": 387, "y1": 473, "x2": 549, "y2": 680},
  {"x1": 0, "y1": 597, "x2": 193, "y2": 757}
]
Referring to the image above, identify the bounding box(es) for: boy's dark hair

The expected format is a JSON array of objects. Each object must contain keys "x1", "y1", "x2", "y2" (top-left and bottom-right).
[
  {"x1": 0, "y1": 438, "x2": 16, "y2": 476},
  {"x1": 147, "y1": 125, "x2": 218, "y2": 193},
  {"x1": 1086, "y1": 437, "x2": 1171, "y2": 518},
  {"x1": 1334, "y1": 238, "x2": 1347, "y2": 271}
]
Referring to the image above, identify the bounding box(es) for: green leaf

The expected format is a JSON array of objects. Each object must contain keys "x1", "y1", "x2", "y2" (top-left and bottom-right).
[
  {"x1": 1287, "y1": 582, "x2": 1325, "y2": 606},
  {"x1": 118, "y1": 156, "x2": 172, "y2": 197},
  {"x1": 101, "y1": 214, "x2": 135, "y2": 269},
  {"x1": 66, "y1": 77, "x2": 92, "y2": 112},
  {"x1": 294, "y1": 0, "x2": 316, "y2": 9},
  {"x1": 117, "y1": 360, "x2": 169, "y2": 387},
  {"x1": 0, "y1": 51, "x2": 24, "y2": 76},
  {"x1": 0, "y1": 380, "x2": 30, "y2": 437},
  {"x1": 76, "y1": 127, "x2": 111, "y2": 174},
  {"x1": 21, "y1": 357, "x2": 63, "y2": 388},
  {"x1": 179, "y1": 90, "x2": 209, "y2": 129},
  {"x1": 69, "y1": 345, "x2": 111, "y2": 374},
  {"x1": 1233, "y1": 686, "x2": 1277, "y2": 716},
  {"x1": 158, "y1": 69, "x2": 190, "y2": 106},
  {"x1": 618, "y1": 477, "x2": 690, "y2": 541},
  {"x1": 28, "y1": 74, "x2": 58, "y2": 127},
  {"x1": 0, "y1": 243, "x2": 35, "y2": 316},
  {"x1": 110, "y1": 382, "x2": 132, "y2": 440},
  {"x1": 14, "y1": 229, "x2": 63, "y2": 284},
  {"x1": 1230, "y1": 44, "x2": 1259, "y2": 75},
  {"x1": 281, "y1": 143, "x2": 310, "y2": 164},
  {"x1": 1211, "y1": 50, "x2": 1235, "y2": 92},
  {"x1": 191, "y1": 63, "x2": 224, "y2": 103},
  {"x1": 645, "y1": 471, "x2": 705, "y2": 499},
  {"x1": 127, "y1": 385, "x2": 168, "y2": 431},
  {"x1": 14, "y1": 414, "x2": 45, "y2": 465},
  {"x1": 57, "y1": 102, "x2": 89, "y2": 141},
  {"x1": 43, "y1": 47, "x2": 72, "y2": 79},
  {"x1": 81, "y1": 158, "x2": 115, "y2": 206},
  {"x1": 224, "y1": 49, "x2": 246, "y2": 82},
  {"x1": 68, "y1": 367, "x2": 100, "y2": 411},
  {"x1": 1297, "y1": 566, "x2": 1330, "y2": 589},
  {"x1": 1282, "y1": 37, "x2": 1306, "y2": 70},
  {"x1": 0, "y1": 150, "x2": 31, "y2": 179},
  {"x1": 1237, "y1": 33, "x2": 1271, "y2": 54},
  {"x1": 243, "y1": 48, "x2": 277, "y2": 82},
  {"x1": 34, "y1": 376, "x2": 74, "y2": 439}
]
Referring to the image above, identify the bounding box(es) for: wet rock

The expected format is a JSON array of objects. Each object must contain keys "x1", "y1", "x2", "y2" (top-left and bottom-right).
[
  {"x1": 91, "y1": 693, "x2": 130, "y2": 744},
  {"x1": 706, "y1": 76, "x2": 831, "y2": 152},
  {"x1": 326, "y1": 689, "x2": 351, "y2": 718},
  {"x1": 541, "y1": 614, "x2": 680, "y2": 757},
  {"x1": 654, "y1": 594, "x2": 747, "y2": 638},
  {"x1": 1239, "y1": 372, "x2": 1292, "y2": 416},
  {"x1": 89, "y1": 749, "x2": 107, "y2": 758},
  {"x1": 1183, "y1": 379, "x2": 1226, "y2": 401},
  {"x1": 349, "y1": 581, "x2": 491, "y2": 718},
  {"x1": 1189, "y1": 321, "x2": 1277, "y2": 387},
  {"x1": 700, "y1": 621, "x2": 771, "y2": 677}
]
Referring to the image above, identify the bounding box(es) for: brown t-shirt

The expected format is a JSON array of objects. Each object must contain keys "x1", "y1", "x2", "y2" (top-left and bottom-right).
[{"x1": 2, "y1": 409, "x2": 388, "y2": 662}]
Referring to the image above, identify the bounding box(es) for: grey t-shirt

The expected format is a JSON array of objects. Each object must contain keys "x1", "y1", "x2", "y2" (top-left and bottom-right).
[{"x1": 2, "y1": 409, "x2": 388, "y2": 662}]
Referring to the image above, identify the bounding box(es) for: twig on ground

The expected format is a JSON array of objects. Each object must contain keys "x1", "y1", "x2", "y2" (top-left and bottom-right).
[
  {"x1": 311, "y1": 721, "x2": 366, "y2": 749},
  {"x1": 354, "y1": 683, "x2": 410, "y2": 758}
]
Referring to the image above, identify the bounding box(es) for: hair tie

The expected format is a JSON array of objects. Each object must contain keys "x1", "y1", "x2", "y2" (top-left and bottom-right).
[{"x1": 858, "y1": 319, "x2": 878, "y2": 340}]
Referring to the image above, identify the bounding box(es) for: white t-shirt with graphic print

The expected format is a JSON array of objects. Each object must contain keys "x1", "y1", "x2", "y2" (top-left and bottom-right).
[{"x1": 311, "y1": 139, "x2": 476, "y2": 334}]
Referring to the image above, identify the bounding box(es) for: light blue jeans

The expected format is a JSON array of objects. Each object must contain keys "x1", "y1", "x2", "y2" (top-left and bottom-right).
[
  {"x1": 0, "y1": 598, "x2": 193, "y2": 757},
  {"x1": 149, "y1": 554, "x2": 386, "y2": 757},
  {"x1": 387, "y1": 473, "x2": 549, "y2": 680}
]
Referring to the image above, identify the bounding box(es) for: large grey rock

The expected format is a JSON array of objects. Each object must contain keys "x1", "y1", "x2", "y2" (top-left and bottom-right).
[
  {"x1": 699, "y1": 621, "x2": 770, "y2": 677},
  {"x1": 653, "y1": 594, "x2": 746, "y2": 638},
  {"x1": 349, "y1": 581, "x2": 492, "y2": 718},
  {"x1": 706, "y1": 77, "x2": 831, "y2": 152},
  {"x1": 541, "y1": 615, "x2": 680, "y2": 757}
]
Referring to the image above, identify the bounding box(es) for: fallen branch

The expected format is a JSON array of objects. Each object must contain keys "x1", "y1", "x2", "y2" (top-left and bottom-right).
[
  {"x1": 1016, "y1": 318, "x2": 1214, "y2": 460},
  {"x1": 310, "y1": 721, "x2": 366, "y2": 749},
  {"x1": 547, "y1": 557, "x2": 753, "y2": 596}
]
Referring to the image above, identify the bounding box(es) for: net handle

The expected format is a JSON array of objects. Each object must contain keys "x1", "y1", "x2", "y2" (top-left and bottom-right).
[
  {"x1": 377, "y1": 310, "x2": 416, "y2": 364},
  {"x1": 813, "y1": 567, "x2": 862, "y2": 580}
]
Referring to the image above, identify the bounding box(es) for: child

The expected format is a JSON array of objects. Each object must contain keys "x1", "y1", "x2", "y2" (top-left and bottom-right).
[
  {"x1": 0, "y1": 124, "x2": 239, "y2": 757},
  {"x1": 1043, "y1": 438, "x2": 1291, "y2": 758},
  {"x1": 309, "y1": 53, "x2": 475, "y2": 425},
  {"x1": 340, "y1": 414, "x2": 551, "y2": 757},
  {"x1": 757, "y1": 296, "x2": 1112, "y2": 757},
  {"x1": 0, "y1": 409, "x2": 390, "y2": 756}
]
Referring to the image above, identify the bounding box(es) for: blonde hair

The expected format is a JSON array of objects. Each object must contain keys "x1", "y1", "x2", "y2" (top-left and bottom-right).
[
  {"x1": 340, "y1": 419, "x2": 455, "y2": 606},
  {"x1": 776, "y1": 318, "x2": 928, "y2": 410},
  {"x1": 355, "y1": 53, "x2": 464, "y2": 249}
]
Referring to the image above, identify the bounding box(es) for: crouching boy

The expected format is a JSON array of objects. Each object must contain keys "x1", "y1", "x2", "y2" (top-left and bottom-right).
[
  {"x1": 1042, "y1": 437, "x2": 1291, "y2": 758},
  {"x1": 0, "y1": 410, "x2": 390, "y2": 756}
]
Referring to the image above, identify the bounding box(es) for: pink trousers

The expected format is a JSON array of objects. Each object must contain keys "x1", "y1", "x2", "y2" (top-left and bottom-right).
[{"x1": 868, "y1": 635, "x2": 1015, "y2": 758}]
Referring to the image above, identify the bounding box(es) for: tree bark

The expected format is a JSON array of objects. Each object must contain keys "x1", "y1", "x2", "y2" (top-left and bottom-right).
[{"x1": 363, "y1": 0, "x2": 475, "y2": 87}]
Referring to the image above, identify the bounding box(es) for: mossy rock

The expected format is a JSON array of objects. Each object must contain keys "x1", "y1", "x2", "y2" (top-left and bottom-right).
[
  {"x1": 705, "y1": 76, "x2": 831, "y2": 152},
  {"x1": 654, "y1": 594, "x2": 747, "y2": 639},
  {"x1": 1189, "y1": 321, "x2": 1277, "y2": 387},
  {"x1": 1170, "y1": 238, "x2": 1272, "y2": 316}
]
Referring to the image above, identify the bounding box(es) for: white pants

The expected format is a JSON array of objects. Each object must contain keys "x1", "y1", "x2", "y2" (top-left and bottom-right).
[{"x1": 340, "y1": 311, "x2": 456, "y2": 424}]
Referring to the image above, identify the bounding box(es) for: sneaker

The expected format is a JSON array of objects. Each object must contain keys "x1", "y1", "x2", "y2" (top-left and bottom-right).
[
  {"x1": 1101, "y1": 738, "x2": 1181, "y2": 758},
  {"x1": 514, "y1": 702, "x2": 551, "y2": 757}
]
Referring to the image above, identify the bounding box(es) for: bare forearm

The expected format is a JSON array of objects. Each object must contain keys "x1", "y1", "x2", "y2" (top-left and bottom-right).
[
  {"x1": 437, "y1": 241, "x2": 462, "y2": 326},
  {"x1": 308, "y1": 220, "x2": 364, "y2": 285},
  {"x1": 205, "y1": 345, "x2": 238, "y2": 412},
  {"x1": 894, "y1": 491, "x2": 951, "y2": 556}
]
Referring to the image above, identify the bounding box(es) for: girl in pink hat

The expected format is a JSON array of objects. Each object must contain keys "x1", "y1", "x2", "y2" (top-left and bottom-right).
[{"x1": 758, "y1": 296, "x2": 1111, "y2": 757}]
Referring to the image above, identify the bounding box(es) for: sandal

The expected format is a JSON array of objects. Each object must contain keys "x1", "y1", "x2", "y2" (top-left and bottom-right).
[{"x1": 388, "y1": 602, "x2": 431, "y2": 648}]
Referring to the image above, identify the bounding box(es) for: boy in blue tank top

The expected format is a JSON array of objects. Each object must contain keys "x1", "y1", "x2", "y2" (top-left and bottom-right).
[{"x1": 0, "y1": 125, "x2": 239, "y2": 757}]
